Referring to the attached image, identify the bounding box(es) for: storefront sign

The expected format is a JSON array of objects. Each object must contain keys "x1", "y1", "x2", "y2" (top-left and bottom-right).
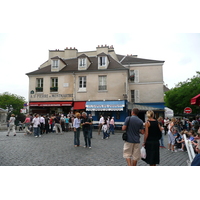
[{"x1": 30, "y1": 94, "x2": 73, "y2": 99}]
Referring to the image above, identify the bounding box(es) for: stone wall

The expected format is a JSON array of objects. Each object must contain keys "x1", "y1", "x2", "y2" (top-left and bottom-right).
[{"x1": 0, "y1": 109, "x2": 7, "y2": 130}]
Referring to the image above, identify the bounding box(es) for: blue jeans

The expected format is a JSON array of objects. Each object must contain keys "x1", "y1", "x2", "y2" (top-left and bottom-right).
[
  {"x1": 159, "y1": 130, "x2": 165, "y2": 146},
  {"x1": 34, "y1": 127, "x2": 40, "y2": 137},
  {"x1": 90, "y1": 125, "x2": 93, "y2": 138},
  {"x1": 103, "y1": 131, "x2": 109, "y2": 139},
  {"x1": 83, "y1": 129, "x2": 91, "y2": 147},
  {"x1": 74, "y1": 128, "x2": 80, "y2": 146},
  {"x1": 110, "y1": 124, "x2": 114, "y2": 134}
]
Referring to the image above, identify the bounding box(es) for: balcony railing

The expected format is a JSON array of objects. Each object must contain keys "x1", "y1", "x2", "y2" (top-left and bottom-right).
[
  {"x1": 36, "y1": 87, "x2": 43, "y2": 92},
  {"x1": 50, "y1": 87, "x2": 58, "y2": 92}
]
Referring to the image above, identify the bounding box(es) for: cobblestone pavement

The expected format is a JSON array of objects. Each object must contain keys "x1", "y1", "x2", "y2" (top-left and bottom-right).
[{"x1": 0, "y1": 129, "x2": 190, "y2": 166}]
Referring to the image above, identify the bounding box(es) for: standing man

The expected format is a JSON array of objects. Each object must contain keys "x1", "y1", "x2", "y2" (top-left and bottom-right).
[
  {"x1": 54, "y1": 114, "x2": 63, "y2": 135},
  {"x1": 110, "y1": 117, "x2": 115, "y2": 135},
  {"x1": 98, "y1": 115, "x2": 104, "y2": 135},
  {"x1": 122, "y1": 108, "x2": 144, "y2": 166},
  {"x1": 39, "y1": 114, "x2": 45, "y2": 135},
  {"x1": 81, "y1": 112, "x2": 92, "y2": 148},
  {"x1": 32, "y1": 114, "x2": 41, "y2": 138}
]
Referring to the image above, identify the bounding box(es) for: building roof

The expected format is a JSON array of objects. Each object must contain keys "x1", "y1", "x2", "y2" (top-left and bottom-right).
[
  {"x1": 117, "y1": 54, "x2": 165, "y2": 65},
  {"x1": 26, "y1": 55, "x2": 127, "y2": 76},
  {"x1": 164, "y1": 85, "x2": 170, "y2": 92}
]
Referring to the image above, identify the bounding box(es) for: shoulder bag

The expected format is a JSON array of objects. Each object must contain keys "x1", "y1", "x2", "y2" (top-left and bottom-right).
[{"x1": 122, "y1": 116, "x2": 131, "y2": 141}]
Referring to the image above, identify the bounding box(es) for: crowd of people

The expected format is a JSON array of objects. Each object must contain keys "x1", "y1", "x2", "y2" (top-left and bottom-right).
[
  {"x1": 6, "y1": 110, "x2": 200, "y2": 166},
  {"x1": 6, "y1": 112, "x2": 116, "y2": 149},
  {"x1": 122, "y1": 109, "x2": 200, "y2": 166},
  {"x1": 161, "y1": 116, "x2": 200, "y2": 153}
]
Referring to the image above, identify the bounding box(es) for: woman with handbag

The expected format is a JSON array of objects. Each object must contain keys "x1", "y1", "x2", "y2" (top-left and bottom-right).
[
  {"x1": 7, "y1": 114, "x2": 16, "y2": 136},
  {"x1": 142, "y1": 110, "x2": 162, "y2": 166}
]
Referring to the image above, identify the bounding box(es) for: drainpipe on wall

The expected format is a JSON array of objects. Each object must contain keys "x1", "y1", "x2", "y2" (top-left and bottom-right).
[{"x1": 73, "y1": 72, "x2": 76, "y2": 101}]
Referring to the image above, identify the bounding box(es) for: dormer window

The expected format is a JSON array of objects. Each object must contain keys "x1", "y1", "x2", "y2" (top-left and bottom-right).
[
  {"x1": 99, "y1": 56, "x2": 106, "y2": 66},
  {"x1": 97, "y1": 53, "x2": 109, "y2": 69},
  {"x1": 52, "y1": 60, "x2": 59, "y2": 68},
  {"x1": 78, "y1": 54, "x2": 91, "y2": 70},
  {"x1": 79, "y1": 58, "x2": 86, "y2": 67}
]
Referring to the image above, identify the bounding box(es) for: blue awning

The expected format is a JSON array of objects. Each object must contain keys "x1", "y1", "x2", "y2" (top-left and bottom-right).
[{"x1": 86, "y1": 101, "x2": 125, "y2": 111}]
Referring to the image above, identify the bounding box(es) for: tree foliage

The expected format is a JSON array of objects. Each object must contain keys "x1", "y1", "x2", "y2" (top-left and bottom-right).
[
  {"x1": 164, "y1": 71, "x2": 200, "y2": 115},
  {"x1": 0, "y1": 92, "x2": 26, "y2": 116}
]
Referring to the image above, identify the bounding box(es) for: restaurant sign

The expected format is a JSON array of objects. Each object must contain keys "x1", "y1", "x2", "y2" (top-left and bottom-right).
[{"x1": 30, "y1": 94, "x2": 73, "y2": 99}]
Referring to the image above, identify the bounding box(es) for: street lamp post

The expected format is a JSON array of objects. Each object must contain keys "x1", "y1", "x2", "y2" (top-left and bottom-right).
[{"x1": 6, "y1": 105, "x2": 13, "y2": 121}]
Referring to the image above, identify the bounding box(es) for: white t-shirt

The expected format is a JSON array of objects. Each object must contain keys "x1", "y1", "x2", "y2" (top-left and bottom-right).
[
  {"x1": 99, "y1": 117, "x2": 104, "y2": 124},
  {"x1": 102, "y1": 124, "x2": 107, "y2": 132},
  {"x1": 9, "y1": 117, "x2": 15, "y2": 125},
  {"x1": 32, "y1": 117, "x2": 40, "y2": 128}
]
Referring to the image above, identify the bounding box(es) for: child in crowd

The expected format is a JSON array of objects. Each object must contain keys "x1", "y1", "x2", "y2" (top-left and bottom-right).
[
  {"x1": 169, "y1": 127, "x2": 178, "y2": 152},
  {"x1": 102, "y1": 122, "x2": 109, "y2": 139},
  {"x1": 177, "y1": 130, "x2": 188, "y2": 151},
  {"x1": 18, "y1": 121, "x2": 23, "y2": 131},
  {"x1": 188, "y1": 129, "x2": 196, "y2": 142}
]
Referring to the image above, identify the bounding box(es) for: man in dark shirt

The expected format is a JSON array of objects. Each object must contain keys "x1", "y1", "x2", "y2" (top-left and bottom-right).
[
  {"x1": 122, "y1": 108, "x2": 144, "y2": 166},
  {"x1": 54, "y1": 114, "x2": 63, "y2": 134},
  {"x1": 81, "y1": 112, "x2": 92, "y2": 148}
]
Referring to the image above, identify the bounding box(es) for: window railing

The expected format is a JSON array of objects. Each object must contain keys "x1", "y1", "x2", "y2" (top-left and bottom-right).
[
  {"x1": 99, "y1": 85, "x2": 107, "y2": 90},
  {"x1": 36, "y1": 87, "x2": 43, "y2": 92},
  {"x1": 50, "y1": 87, "x2": 58, "y2": 92}
]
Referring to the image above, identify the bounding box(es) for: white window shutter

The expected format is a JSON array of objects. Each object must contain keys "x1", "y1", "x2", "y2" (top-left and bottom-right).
[
  {"x1": 135, "y1": 90, "x2": 140, "y2": 103},
  {"x1": 134, "y1": 70, "x2": 139, "y2": 83}
]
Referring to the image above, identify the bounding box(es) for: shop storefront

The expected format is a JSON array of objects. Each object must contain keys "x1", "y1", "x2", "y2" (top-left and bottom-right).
[
  {"x1": 29, "y1": 101, "x2": 73, "y2": 115},
  {"x1": 73, "y1": 101, "x2": 86, "y2": 113},
  {"x1": 86, "y1": 100, "x2": 127, "y2": 124},
  {"x1": 128, "y1": 103, "x2": 165, "y2": 122}
]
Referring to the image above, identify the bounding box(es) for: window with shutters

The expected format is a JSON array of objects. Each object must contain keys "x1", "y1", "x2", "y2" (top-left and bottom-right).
[
  {"x1": 129, "y1": 70, "x2": 139, "y2": 83},
  {"x1": 50, "y1": 77, "x2": 58, "y2": 92},
  {"x1": 36, "y1": 78, "x2": 43, "y2": 92},
  {"x1": 131, "y1": 90, "x2": 135, "y2": 102},
  {"x1": 131, "y1": 90, "x2": 139, "y2": 103},
  {"x1": 79, "y1": 76, "x2": 87, "y2": 91},
  {"x1": 99, "y1": 75, "x2": 107, "y2": 91}
]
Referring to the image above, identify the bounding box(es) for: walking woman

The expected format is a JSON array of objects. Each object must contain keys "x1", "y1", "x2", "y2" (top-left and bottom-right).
[
  {"x1": 158, "y1": 116, "x2": 165, "y2": 148},
  {"x1": 142, "y1": 111, "x2": 162, "y2": 166},
  {"x1": 73, "y1": 113, "x2": 81, "y2": 147},
  {"x1": 168, "y1": 118, "x2": 177, "y2": 152},
  {"x1": 7, "y1": 114, "x2": 16, "y2": 136},
  {"x1": 23, "y1": 114, "x2": 32, "y2": 135}
]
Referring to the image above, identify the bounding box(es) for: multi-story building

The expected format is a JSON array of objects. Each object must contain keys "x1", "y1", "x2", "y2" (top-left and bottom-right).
[{"x1": 26, "y1": 45, "x2": 165, "y2": 123}]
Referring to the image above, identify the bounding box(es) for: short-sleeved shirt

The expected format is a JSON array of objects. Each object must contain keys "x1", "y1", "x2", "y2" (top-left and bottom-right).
[
  {"x1": 81, "y1": 117, "x2": 92, "y2": 131},
  {"x1": 124, "y1": 115, "x2": 144, "y2": 143},
  {"x1": 9, "y1": 117, "x2": 15, "y2": 125},
  {"x1": 25, "y1": 118, "x2": 31, "y2": 123},
  {"x1": 54, "y1": 116, "x2": 60, "y2": 123},
  {"x1": 65, "y1": 118, "x2": 69, "y2": 123}
]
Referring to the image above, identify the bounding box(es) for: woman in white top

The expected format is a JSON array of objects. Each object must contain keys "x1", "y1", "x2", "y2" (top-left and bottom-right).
[
  {"x1": 168, "y1": 118, "x2": 177, "y2": 152},
  {"x1": 7, "y1": 114, "x2": 16, "y2": 136},
  {"x1": 73, "y1": 113, "x2": 81, "y2": 147}
]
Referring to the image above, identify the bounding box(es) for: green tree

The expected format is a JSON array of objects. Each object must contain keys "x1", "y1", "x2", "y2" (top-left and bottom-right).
[
  {"x1": 0, "y1": 92, "x2": 26, "y2": 117},
  {"x1": 165, "y1": 71, "x2": 200, "y2": 115}
]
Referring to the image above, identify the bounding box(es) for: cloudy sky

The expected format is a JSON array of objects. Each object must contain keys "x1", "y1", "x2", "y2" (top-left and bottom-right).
[{"x1": 0, "y1": 1, "x2": 200, "y2": 102}]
